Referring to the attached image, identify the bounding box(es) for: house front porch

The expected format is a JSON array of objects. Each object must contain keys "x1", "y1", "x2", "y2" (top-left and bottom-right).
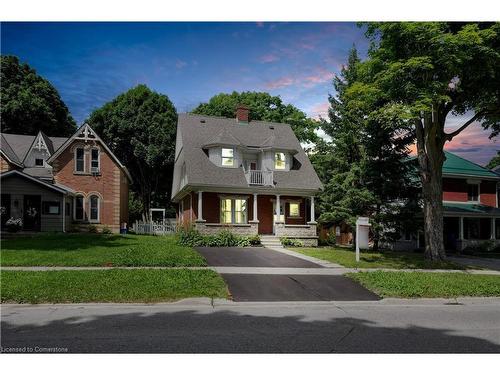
[{"x1": 177, "y1": 191, "x2": 318, "y2": 246}]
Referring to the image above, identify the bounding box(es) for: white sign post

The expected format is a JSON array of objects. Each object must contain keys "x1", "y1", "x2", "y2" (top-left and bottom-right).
[{"x1": 355, "y1": 217, "x2": 371, "y2": 263}]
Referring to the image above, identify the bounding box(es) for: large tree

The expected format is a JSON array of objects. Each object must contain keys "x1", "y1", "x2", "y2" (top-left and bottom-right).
[
  {"x1": 1, "y1": 55, "x2": 76, "y2": 136},
  {"x1": 357, "y1": 22, "x2": 500, "y2": 260},
  {"x1": 193, "y1": 91, "x2": 318, "y2": 144},
  {"x1": 486, "y1": 151, "x2": 500, "y2": 169},
  {"x1": 86, "y1": 85, "x2": 178, "y2": 220},
  {"x1": 314, "y1": 47, "x2": 418, "y2": 249}
]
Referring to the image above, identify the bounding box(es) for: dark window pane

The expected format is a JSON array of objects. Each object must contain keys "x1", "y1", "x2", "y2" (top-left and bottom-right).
[
  {"x1": 75, "y1": 196, "x2": 84, "y2": 220},
  {"x1": 35, "y1": 158, "x2": 44, "y2": 166}
]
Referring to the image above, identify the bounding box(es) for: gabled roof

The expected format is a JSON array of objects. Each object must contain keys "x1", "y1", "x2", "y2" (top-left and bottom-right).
[
  {"x1": 0, "y1": 169, "x2": 73, "y2": 194},
  {"x1": 46, "y1": 124, "x2": 133, "y2": 183},
  {"x1": 203, "y1": 128, "x2": 243, "y2": 148},
  {"x1": 443, "y1": 151, "x2": 499, "y2": 179},
  {"x1": 1, "y1": 132, "x2": 67, "y2": 164},
  {"x1": 172, "y1": 113, "x2": 323, "y2": 199},
  {"x1": 0, "y1": 134, "x2": 23, "y2": 166}
]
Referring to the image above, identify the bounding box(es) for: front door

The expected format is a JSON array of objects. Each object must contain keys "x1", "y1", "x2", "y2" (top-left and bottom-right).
[
  {"x1": 272, "y1": 201, "x2": 285, "y2": 234},
  {"x1": 23, "y1": 195, "x2": 41, "y2": 231}
]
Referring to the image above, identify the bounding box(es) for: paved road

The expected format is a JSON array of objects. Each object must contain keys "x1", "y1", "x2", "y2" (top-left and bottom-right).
[
  {"x1": 2, "y1": 298, "x2": 499, "y2": 353},
  {"x1": 449, "y1": 256, "x2": 500, "y2": 271}
]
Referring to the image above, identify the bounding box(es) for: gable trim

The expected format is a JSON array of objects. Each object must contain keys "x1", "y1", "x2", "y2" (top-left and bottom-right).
[{"x1": 47, "y1": 123, "x2": 133, "y2": 183}]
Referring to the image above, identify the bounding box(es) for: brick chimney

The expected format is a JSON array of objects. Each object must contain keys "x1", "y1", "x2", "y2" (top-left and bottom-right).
[{"x1": 236, "y1": 105, "x2": 250, "y2": 123}]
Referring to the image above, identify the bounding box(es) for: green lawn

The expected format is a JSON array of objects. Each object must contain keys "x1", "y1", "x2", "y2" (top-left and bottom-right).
[
  {"x1": 0, "y1": 234, "x2": 206, "y2": 267},
  {"x1": 348, "y1": 271, "x2": 500, "y2": 298},
  {"x1": 1, "y1": 269, "x2": 228, "y2": 303},
  {"x1": 293, "y1": 247, "x2": 468, "y2": 270}
]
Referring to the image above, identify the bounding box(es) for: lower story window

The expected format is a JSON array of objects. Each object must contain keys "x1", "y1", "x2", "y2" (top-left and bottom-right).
[
  {"x1": 89, "y1": 195, "x2": 100, "y2": 222},
  {"x1": 42, "y1": 201, "x2": 60, "y2": 215},
  {"x1": 75, "y1": 196, "x2": 84, "y2": 220},
  {"x1": 220, "y1": 198, "x2": 247, "y2": 224}
]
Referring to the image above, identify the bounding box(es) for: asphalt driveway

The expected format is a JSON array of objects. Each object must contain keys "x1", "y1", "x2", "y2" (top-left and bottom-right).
[
  {"x1": 195, "y1": 246, "x2": 379, "y2": 301},
  {"x1": 195, "y1": 246, "x2": 322, "y2": 268}
]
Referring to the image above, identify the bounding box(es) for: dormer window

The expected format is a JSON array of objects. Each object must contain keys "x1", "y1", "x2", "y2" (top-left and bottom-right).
[
  {"x1": 221, "y1": 148, "x2": 234, "y2": 167},
  {"x1": 75, "y1": 147, "x2": 85, "y2": 172},
  {"x1": 91, "y1": 148, "x2": 100, "y2": 173},
  {"x1": 275, "y1": 152, "x2": 286, "y2": 170},
  {"x1": 35, "y1": 158, "x2": 44, "y2": 166},
  {"x1": 467, "y1": 183, "x2": 479, "y2": 202}
]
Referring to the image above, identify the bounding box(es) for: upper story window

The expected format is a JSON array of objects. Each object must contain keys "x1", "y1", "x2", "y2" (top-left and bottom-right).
[
  {"x1": 275, "y1": 152, "x2": 286, "y2": 170},
  {"x1": 467, "y1": 183, "x2": 479, "y2": 202},
  {"x1": 35, "y1": 158, "x2": 44, "y2": 166},
  {"x1": 221, "y1": 148, "x2": 234, "y2": 167},
  {"x1": 75, "y1": 147, "x2": 85, "y2": 172},
  {"x1": 91, "y1": 148, "x2": 100, "y2": 173}
]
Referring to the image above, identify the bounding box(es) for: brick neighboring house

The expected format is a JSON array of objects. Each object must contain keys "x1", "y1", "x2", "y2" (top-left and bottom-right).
[
  {"x1": 0, "y1": 124, "x2": 131, "y2": 233},
  {"x1": 171, "y1": 106, "x2": 323, "y2": 245},
  {"x1": 390, "y1": 151, "x2": 500, "y2": 252}
]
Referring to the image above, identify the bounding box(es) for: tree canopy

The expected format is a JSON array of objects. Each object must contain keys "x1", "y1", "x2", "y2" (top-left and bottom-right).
[
  {"x1": 313, "y1": 47, "x2": 419, "y2": 249},
  {"x1": 86, "y1": 85, "x2": 178, "y2": 219},
  {"x1": 353, "y1": 22, "x2": 500, "y2": 260},
  {"x1": 486, "y1": 151, "x2": 500, "y2": 169},
  {"x1": 193, "y1": 91, "x2": 319, "y2": 144},
  {"x1": 1, "y1": 55, "x2": 76, "y2": 136}
]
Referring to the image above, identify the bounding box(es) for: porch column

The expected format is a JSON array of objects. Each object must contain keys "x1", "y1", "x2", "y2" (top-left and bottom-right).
[
  {"x1": 251, "y1": 193, "x2": 259, "y2": 222},
  {"x1": 459, "y1": 217, "x2": 464, "y2": 240},
  {"x1": 275, "y1": 194, "x2": 282, "y2": 223},
  {"x1": 196, "y1": 191, "x2": 205, "y2": 222},
  {"x1": 491, "y1": 218, "x2": 496, "y2": 240},
  {"x1": 308, "y1": 196, "x2": 317, "y2": 224}
]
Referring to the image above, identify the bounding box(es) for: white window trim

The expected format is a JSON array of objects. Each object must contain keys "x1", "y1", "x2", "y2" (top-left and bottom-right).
[
  {"x1": 221, "y1": 147, "x2": 235, "y2": 167},
  {"x1": 74, "y1": 195, "x2": 85, "y2": 221},
  {"x1": 90, "y1": 147, "x2": 100, "y2": 173},
  {"x1": 220, "y1": 197, "x2": 248, "y2": 224},
  {"x1": 74, "y1": 147, "x2": 86, "y2": 173},
  {"x1": 88, "y1": 195, "x2": 100, "y2": 223}
]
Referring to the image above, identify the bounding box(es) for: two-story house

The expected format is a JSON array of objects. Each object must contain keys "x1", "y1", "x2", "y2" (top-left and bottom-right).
[
  {"x1": 392, "y1": 151, "x2": 500, "y2": 252},
  {"x1": 171, "y1": 106, "x2": 323, "y2": 245},
  {"x1": 0, "y1": 124, "x2": 131, "y2": 233}
]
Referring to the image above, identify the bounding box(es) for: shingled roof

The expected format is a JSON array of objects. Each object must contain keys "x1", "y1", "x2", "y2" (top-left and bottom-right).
[
  {"x1": 443, "y1": 151, "x2": 500, "y2": 179},
  {"x1": 172, "y1": 113, "x2": 323, "y2": 199}
]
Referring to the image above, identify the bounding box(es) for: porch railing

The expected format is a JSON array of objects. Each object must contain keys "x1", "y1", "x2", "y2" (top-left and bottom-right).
[
  {"x1": 245, "y1": 170, "x2": 274, "y2": 186},
  {"x1": 132, "y1": 220, "x2": 176, "y2": 235}
]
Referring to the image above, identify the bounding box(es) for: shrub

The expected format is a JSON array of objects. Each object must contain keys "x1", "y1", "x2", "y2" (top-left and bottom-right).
[
  {"x1": 5, "y1": 217, "x2": 22, "y2": 233},
  {"x1": 87, "y1": 225, "x2": 98, "y2": 233},
  {"x1": 248, "y1": 234, "x2": 261, "y2": 246},
  {"x1": 101, "y1": 226, "x2": 112, "y2": 234},
  {"x1": 280, "y1": 237, "x2": 304, "y2": 247},
  {"x1": 176, "y1": 228, "x2": 254, "y2": 247}
]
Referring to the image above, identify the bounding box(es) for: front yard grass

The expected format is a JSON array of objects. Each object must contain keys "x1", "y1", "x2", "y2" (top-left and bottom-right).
[
  {"x1": 347, "y1": 271, "x2": 500, "y2": 298},
  {"x1": 293, "y1": 247, "x2": 469, "y2": 270},
  {"x1": 0, "y1": 234, "x2": 206, "y2": 267},
  {"x1": 0, "y1": 269, "x2": 228, "y2": 303}
]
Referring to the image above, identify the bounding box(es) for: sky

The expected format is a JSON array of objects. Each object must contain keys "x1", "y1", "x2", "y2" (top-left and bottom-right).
[{"x1": 1, "y1": 22, "x2": 498, "y2": 166}]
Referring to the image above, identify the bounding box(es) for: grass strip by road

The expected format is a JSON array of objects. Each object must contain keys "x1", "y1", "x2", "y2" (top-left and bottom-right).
[
  {"x1": 294, "y1": 247, "x2": 469, "y2": 270},
  {"x1": 347, "y1": 271, "x2": 500, "y2": 298},
  {"x1": 1, "y1": 234, "x2": 206, "y2": 267},
  {"x1": 0, "y1": 269, "x2": 228, "y2": 303}
]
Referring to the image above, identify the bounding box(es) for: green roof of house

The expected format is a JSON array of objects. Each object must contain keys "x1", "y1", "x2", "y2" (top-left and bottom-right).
[
  {"x1": 443, "y1": 151, "x2": 499, "y2": 178},
  {"x1": 444, "y1": 202, "x2": 500, "y2": 216}
]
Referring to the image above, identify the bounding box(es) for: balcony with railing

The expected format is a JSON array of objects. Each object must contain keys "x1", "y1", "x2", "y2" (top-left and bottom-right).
[{"x1": 244, "y1": 169, "x2": 274, "y2": 186}]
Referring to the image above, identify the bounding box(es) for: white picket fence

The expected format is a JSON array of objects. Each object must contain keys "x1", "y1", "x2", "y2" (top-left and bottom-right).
[{"x1": 132, "y1": 220, "x2": 177, "y2": 236}]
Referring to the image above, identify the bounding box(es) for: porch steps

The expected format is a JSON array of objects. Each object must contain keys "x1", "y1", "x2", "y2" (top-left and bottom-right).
[{"x1": 260, "y1": 235, "x2": 284, "y2": 250}]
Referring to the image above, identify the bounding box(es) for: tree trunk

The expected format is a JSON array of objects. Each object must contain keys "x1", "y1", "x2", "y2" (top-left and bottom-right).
[
  {"x1": 422, "y1": 165, "x2": 446, "y2": 260},
  {"x1": 415, "y1": 111, "x2": 447, "y2": 261}
]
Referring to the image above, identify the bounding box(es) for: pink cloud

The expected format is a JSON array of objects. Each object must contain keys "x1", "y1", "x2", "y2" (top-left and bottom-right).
[
  {"x1": 259, "y1": 53, "x2": 280, "y2": 63},
  {"x1": 265, "y1": 76, "x2": 295, "y2": 89},
  {"x1": 308, "y1": 102, "x2": 330, "y2": 120}
]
